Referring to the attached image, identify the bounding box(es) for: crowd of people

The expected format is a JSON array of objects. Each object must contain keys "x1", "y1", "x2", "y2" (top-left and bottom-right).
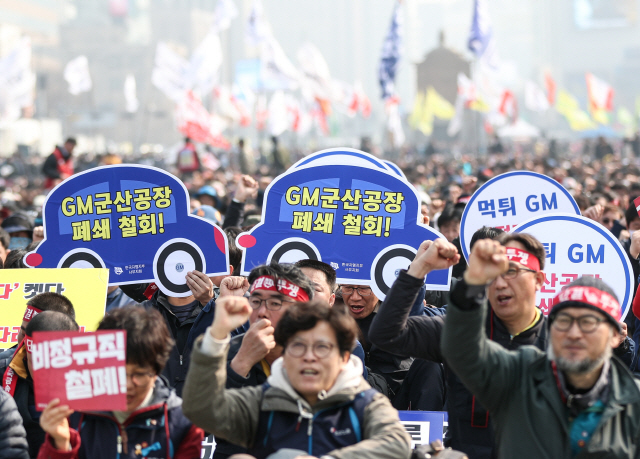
[{"x1": 1, "y1": 134, "x2": 640, "y2": 458}]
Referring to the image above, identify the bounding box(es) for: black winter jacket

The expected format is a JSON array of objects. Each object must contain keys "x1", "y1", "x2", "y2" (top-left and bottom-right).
[
  {"x1": 148, "y1": 293, "x2": 214, "y2": 396},
  {"x1": 0, "y1": 352, "x2": 45, "y2": 459},
  {"x1": 0, "y1": 390, "x2": 29, "y2": 459}
]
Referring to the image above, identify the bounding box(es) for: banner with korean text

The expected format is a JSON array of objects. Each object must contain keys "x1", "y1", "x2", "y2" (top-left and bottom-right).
[
  {"x1": 236, "y1": 148, "x2": 450, "y2": 300},
  {"x1": 460, "y1": 171, "x2": 581, "y2": 261},
  {"x1": 24, "y1": 165, "x2": 229, "y2": 297},
  {"x1": 513, "y1": 213, "x2": 633, "y2": 318},
  {"x1": 0, "y1": 268, "x2": 108, "y2": 347},
  {"x1": 31, "y1": 330, "x2": 127, "y2": 411}
]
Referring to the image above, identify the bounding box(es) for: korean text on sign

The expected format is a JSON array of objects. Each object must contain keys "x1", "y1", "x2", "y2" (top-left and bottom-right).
[
  {"x1": 31, "y1": 330, "x2": 127, "y2": 411},
  {"x1": 285, "y1": 186, "x2": 404, "y2": 238}
]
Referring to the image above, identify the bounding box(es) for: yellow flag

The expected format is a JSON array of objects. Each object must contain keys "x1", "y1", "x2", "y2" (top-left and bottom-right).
[
  {"x1": 409, "y1": 91, "x2": 426, "y2": 129},
  {"x1": 426, "y1": 87, "x2": 455, "y2": 120},
  {"x1": 555, "y1": 90, "x2": 596, "y2": 131},
  {"x1": 618, "y1": 107, "x2": 635, "y2": 135},
  {"x1": 409, "y1": 91, "x2": 434, "y2": 135},
  {"x1": 555, "y1": 90, "x2": 579, "y2": 117}
]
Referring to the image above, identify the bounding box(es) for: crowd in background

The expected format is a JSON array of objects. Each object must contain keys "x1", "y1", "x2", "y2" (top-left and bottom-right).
[{"x1": 2, "y1": 133, "x2": 640, "y2": 459}]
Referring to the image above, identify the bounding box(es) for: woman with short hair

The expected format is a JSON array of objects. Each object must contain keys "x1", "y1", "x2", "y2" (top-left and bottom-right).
[
  {"x1": 182, "y1": 297, "x2": 411, "y2": 459},
  {"x1": 38, "y1": 306, "x2": 204, "y2": 459}
]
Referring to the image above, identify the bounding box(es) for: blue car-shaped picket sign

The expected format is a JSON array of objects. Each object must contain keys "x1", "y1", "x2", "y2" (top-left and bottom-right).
[
  {"x1": 236, "y1": 149, "x2": 451, "y2": 299},
  {"x1": 24, "y1": 165, "x2": 229, "y2": 297}
]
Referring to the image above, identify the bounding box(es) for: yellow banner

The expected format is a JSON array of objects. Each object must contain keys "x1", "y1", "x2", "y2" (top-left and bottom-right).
[{"x1": 0, "y1": 268, "x2": 109, "y2": 346}]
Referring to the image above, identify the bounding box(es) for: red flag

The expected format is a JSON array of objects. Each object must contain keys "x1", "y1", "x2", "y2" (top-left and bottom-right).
[
  {"x1": 633, "y1": 196, "x2": 640, "y2": 217},
  {"x1": 176, "y1": 91, "x2": 230, "y2": 149},
  {"x1": 498, "y1": 90, "x2": 518, "y2": 123},
  {"x1": 544, "y1": 72, "x2": 556, "y2": 106}
]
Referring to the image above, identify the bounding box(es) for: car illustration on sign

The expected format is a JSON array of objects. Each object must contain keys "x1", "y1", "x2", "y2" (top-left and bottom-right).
[
  {"x1": 236, "y1": 148, "x2": 450, "y2": 300},
  {"x1": 24, "y1": 165, "x2": 229, "y2": 297}
]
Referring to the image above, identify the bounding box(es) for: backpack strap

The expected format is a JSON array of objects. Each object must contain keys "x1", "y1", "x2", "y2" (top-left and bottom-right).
[{"x1": 347, "y1": 388, "x2": 378, "y2": 442}]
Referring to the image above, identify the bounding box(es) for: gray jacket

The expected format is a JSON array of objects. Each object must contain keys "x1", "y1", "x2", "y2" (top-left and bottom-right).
[{"x1": 182, "y1": 335, "x2": 411, "y2": 459}]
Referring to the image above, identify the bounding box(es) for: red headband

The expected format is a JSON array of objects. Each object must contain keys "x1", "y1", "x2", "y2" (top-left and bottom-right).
[
  {"x1": 505, "y1": 247, "x2": 540, "y2": 272},
  {"x1": 250, "y1": 275, "x2": 310, "y2": 302},
  {"x1": 25, "y1": 337, "x2": 33, "y2": 354},
  {"x1": 551, "y1": 286, "x2": 621, "y2": 322},
  {"x1": 23, "y1": 306, "x2": 43, "y2": 323}
]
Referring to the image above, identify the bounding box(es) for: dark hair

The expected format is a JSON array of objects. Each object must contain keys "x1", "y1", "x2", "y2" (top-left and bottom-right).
[
  {"x1": 26, "y1": 311, "x2": 78, "y2": 336},
  {"x1": 98, "y1": 306, "x2": 174, "y2": 375},
  {"x1": 625, "y1": 197, "x2": 640, "y2": 226},
  {"x1": 65, "y1": 137, "x2": 77, "y2": 146},
  {"x1": 224, "y1": 227, "x2": 243, "y2": 275},
  {"x1": 573, "y1": 195, "x2": 592, "y2": 212},
  {"x1": 275, "y1": 301, "x2": 357, "y2": 356},
  {"x1": 438, "y1": 205, "x2": 462, "y2": 228},
  {"x1": 28, "y1": 292, "x2": 75, "y2": 319},
  {"x1": 4, "y1": 249, "x2": 27, "y2": 269},
  {"x1": 603, "y1": 204, "x2": 621, "y2": 217},
  {"x1": 470, "y1": 226, "x2": 505, "y2": 249},
  {"x1": 295, "y1": 259, "x2": 337, "y2": 293},
  {"x1": 248, "y1": 262, "x2": 315, "y2": 300},
  {"x1": 0, "y1": 227, "x2": 9, "y2": 250},
  {"x1": 498, "y1": 232, "x2": 546, "y2": 270}
]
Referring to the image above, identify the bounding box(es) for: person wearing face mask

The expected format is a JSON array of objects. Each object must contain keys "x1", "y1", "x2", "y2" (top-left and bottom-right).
[
  {"x1": 37, "y1": 306, "x2": 204, "y2": 459},
  {"x1": 182, "y1": 298, "x2": 411, "y2": 459},
  {"x1": 1, "y1": 213, "x2": 33, "y2": 251}
]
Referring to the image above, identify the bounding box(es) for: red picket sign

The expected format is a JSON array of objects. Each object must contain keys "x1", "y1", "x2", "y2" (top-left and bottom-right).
[{"x1": 31, "y1": 330, "x2": 127, "y2": 411}]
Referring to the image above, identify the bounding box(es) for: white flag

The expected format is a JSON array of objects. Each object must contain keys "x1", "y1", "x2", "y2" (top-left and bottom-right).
[
  {"x1": 524, "y1": 80, "x2": 550, "y2": 112},
  {"x1": 212, "y1": 0, "x2": 238, "y2": 32},
  {"x1": 124, "y1": 74, "x2": 139, "y2": 113},
  {"x1": 586, "y1": 72, "x2": 614, "y2": 111},
  {"x1": 260, "y1": 37, "x2": 300, "y2": 90},
  {"x1": 0, "y1": 37, "x2": 35, "y2": 122},
  {"x1": 386, "y1": 99, "x2": 405, "y2": 148},
  {"x1": 297, "y1": 43, "x2": 332, "y2": 98},
  {"x1": 151, "y1": 43, "x2": 190, "y2": 102},
  {"x1": 267, "y1": 90, "x2": 289, "y2": 136},
  {"x1": 246, "y1": 0, "x2": 272, "y2": 46},
  {"x1": 187, "y1": 32, "x2": 223, "y2": 97},
  {"x1": 64, "y1": 56, "x2": 92, "y2": 95}
]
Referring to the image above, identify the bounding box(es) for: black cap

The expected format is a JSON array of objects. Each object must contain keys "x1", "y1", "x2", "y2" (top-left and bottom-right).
[{"x1": 1, "y1": 213, "x2": 34, "y2": 234}]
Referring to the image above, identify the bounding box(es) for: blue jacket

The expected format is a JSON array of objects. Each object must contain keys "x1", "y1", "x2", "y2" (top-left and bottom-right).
[{"x1": 250, "y1": 384, "x2": 378, "y2": 459}]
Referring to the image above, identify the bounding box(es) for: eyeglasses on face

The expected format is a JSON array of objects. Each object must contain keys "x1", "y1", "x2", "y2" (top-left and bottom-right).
[
  {"x1": 337, "y1": 286, "x2": 372, "y2": 297},
  {"x1": 248, "y1": 296, "x2": 294, "y2": 311},
  {"x1": 551, "y1": 312, "x2": 605, "y2": 334},
  {"x1": 127, "y1": 371, "x2": 155, "y2": 386},
  {"x1": 492, "y1": 263, "x2": 537, "y2": 281},
  {"x1": 286, "y1": 340, "x2": 335, "y2": 359}
]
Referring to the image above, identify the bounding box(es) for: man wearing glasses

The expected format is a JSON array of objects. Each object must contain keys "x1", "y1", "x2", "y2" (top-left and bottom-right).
[
  {"x1": 442, "y1": 239, "x2": 640, "y2": 458},
  {"x1": 339, "y1": 280, "x2": 446, "y2": 411},
  {"x1": 369, "y1": 232, "x2": 633, "y2": 459},
  {"x1": 211, "y1": 262, "x2": 315, "y2": 459}
]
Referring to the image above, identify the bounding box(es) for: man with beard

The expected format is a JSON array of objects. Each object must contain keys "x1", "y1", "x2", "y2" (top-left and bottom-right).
[{"x1": 442, "y1": 239, "x2": 640, "y2": 458}]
